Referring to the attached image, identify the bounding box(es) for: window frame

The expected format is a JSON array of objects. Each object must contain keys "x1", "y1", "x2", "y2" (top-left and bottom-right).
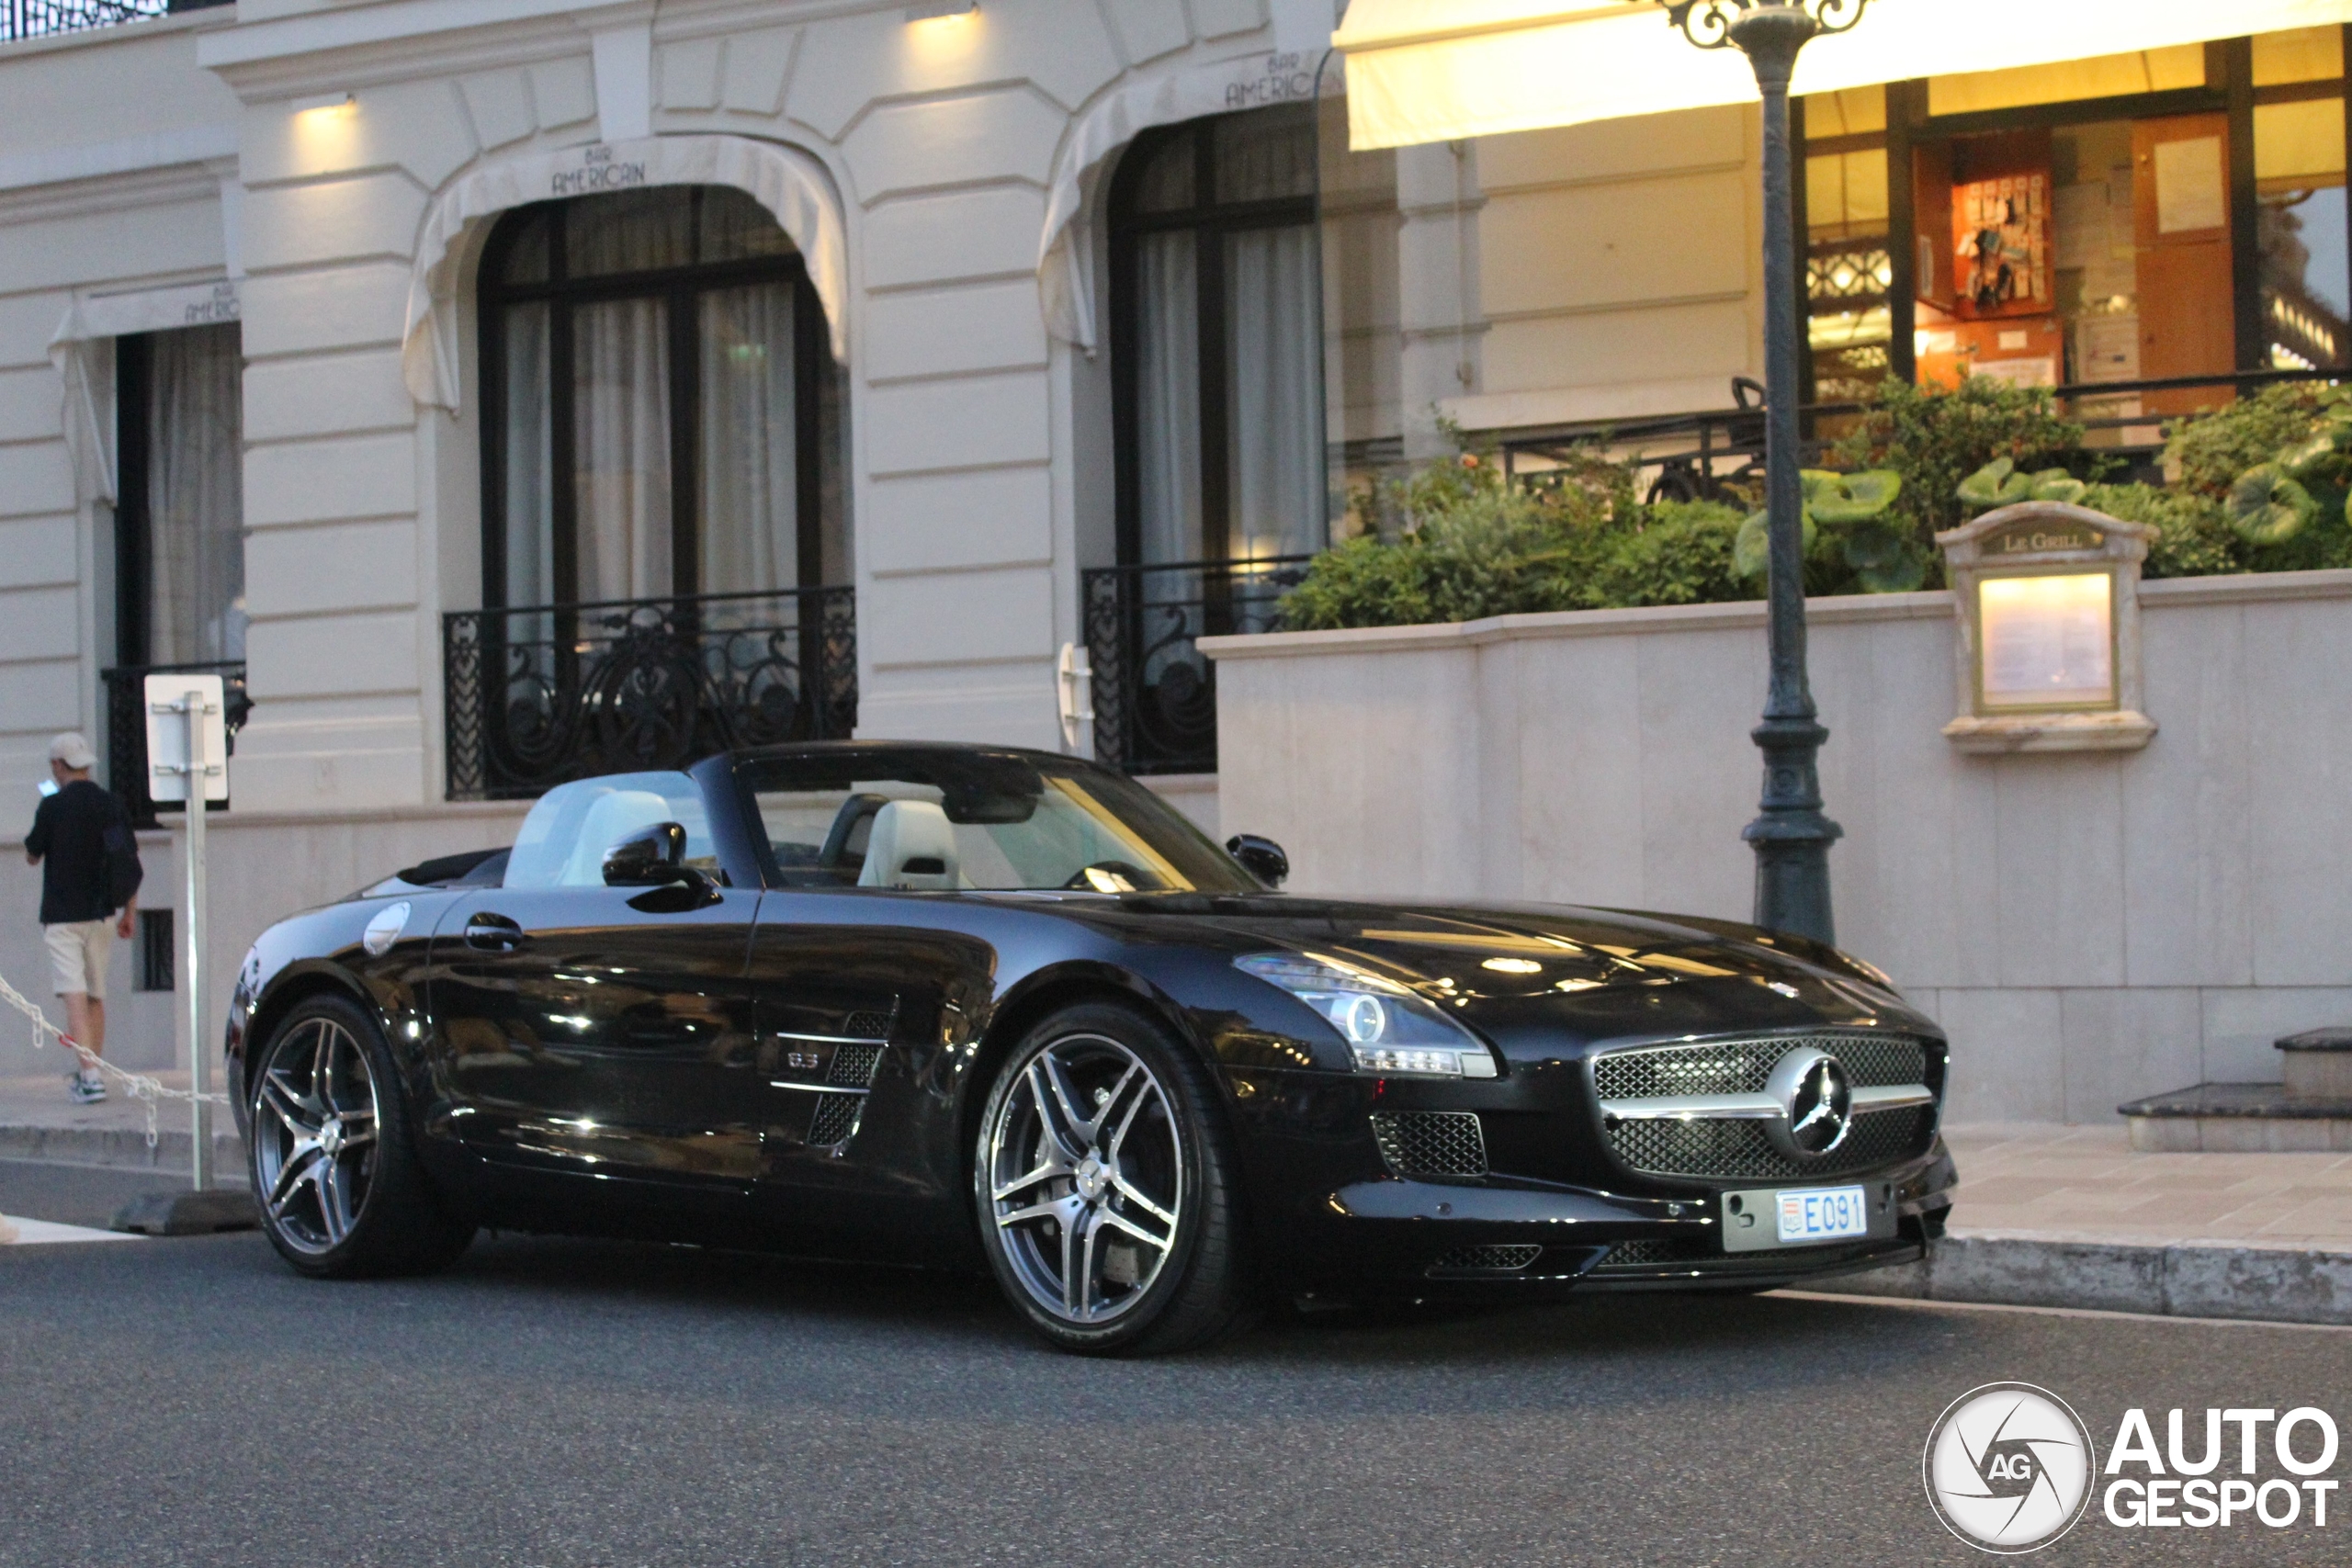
[
  {"x1": 1106, "y1": 107, "x2": 1322, "y2": 570},
  {"x1": 476, "y1": 187, "x2": 833, "y2": 611}
]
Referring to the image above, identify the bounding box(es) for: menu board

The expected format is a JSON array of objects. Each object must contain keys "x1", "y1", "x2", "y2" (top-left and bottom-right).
[
  {"x1": 1954, "y1": 171, "x2": 2051, "y2": 320},
  {"x1": 1978, "y1": 573, "x2": 2114, "y2": 709}
]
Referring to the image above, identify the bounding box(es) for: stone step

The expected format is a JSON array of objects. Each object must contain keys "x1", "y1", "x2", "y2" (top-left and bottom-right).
[
  {"x1": 2280, "y1": 1027, "x2": 2352, "y2": 1099},
  {"x1": 2118, "y1": 1082, "x2": 2352, "y2": 1152}
]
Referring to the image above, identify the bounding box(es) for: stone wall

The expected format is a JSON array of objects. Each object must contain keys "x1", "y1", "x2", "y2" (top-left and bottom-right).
[{"x1": 1204, "y1": 570, "x2": 2352, "y2": 1125}]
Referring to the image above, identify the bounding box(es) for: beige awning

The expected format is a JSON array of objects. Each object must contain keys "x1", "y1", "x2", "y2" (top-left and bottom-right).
[{"x1": 1335, "y1": 0, "x2": 2352, "y2": 149}]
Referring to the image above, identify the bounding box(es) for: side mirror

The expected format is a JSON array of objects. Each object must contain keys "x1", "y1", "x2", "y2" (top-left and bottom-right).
[
  {"x1": 603, "y1": 822, "x2": 692, "y2": 887},
  {"x1": 1226, "y1": 833, "x2": 1288, "y2": 889}
]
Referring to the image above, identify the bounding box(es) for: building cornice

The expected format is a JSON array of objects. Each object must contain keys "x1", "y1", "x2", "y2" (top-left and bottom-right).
[
  {"x1": 0, "y1": 157, "x2": 229, "y2": 225},
  {"x1": 0, "y1": 126, "x2": 239, "y2": 198}
]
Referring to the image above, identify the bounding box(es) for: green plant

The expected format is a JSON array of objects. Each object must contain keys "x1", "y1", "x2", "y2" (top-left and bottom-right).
[
  {"x1": 1733, "y1": 468, "x2": 1919, "y2": 593},
  {"x1": 2078, "y1": 483, "x2": 2239, "y2": 580},
  {"x1": 2165, "y1": 381, "x2": 2335, "y2": 498},
  {"x1": 1955, "y1": 456, "x2": 2087, "y2": 512},
  {"x1": 1833, "y1": 376, "x2": 2086, "y2": 542}
]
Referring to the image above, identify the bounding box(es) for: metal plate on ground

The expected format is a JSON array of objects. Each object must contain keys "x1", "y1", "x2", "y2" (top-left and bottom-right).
[{"x1": 1720, "y1": 1179, "x2": 1897, "y2": 1252}]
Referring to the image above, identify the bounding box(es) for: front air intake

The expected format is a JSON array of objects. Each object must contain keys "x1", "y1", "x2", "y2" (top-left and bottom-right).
[{"x1": 1368, "y1": 1111, "x2": 1487, "y2": 1179}]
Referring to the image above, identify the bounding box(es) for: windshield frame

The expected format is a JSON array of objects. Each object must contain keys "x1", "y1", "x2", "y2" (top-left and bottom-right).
[{"x1": 727, "y1": 745, "x2": 1263, "y2": 896}]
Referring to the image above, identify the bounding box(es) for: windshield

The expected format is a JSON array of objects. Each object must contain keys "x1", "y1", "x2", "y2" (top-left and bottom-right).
[{"x1": 739, "y1": 750, "x2": 1258, "y2": 894}]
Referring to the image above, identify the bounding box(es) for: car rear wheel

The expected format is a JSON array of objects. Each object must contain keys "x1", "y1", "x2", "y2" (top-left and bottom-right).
[
  {"x1": 975, "y1": 1002, "x2": 1248, "y2": 1355},
  {"x1": 249, "y1": 994, "x2": 473, "y2": 1279}
]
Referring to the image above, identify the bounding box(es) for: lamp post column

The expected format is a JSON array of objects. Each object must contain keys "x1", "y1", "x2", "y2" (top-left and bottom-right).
[{"x1": 1731, "y1": 5, "x2": 1842, "y2": 943}]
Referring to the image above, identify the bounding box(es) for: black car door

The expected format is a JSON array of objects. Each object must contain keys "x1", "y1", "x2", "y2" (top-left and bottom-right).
[{"x1": 424, "y1": 773, "x2": 764, "y2": 1202}]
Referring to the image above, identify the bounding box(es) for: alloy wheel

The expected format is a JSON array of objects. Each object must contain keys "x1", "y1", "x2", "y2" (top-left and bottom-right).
[
  {"x1": 253, "y1": 1017, "x2": 381, "y2": 1255},
  {"x1": 985, "y1": 1033, "x2": 1186, "y2": 1325}
]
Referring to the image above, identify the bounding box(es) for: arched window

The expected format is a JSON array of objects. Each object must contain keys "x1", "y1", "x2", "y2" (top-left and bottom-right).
[
  {"x1": 1109, "y1": 105, "x2": 1326, "y2": 569},
  {"x1": 478, "y1": 185, "x2": 845, "y2": 609}
]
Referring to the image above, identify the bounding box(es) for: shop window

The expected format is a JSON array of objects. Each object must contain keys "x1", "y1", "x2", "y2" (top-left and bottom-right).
[
  {"x1": 1110, "y1": 104, "x2": 1327, "y2": 568},
  {"x1": 477, "y1": 186, "x2": 845, "y2": 610},
  {"x1": 2253, "y1": 27, "x2": 2344, "y2": 88},
  {"x1": 2256, "y1": 96, "x2": 2349, "y2": 369},
  {"x1": 113, "y1": 322, "x2": 245, "y2": 668},
  {"x1": 1804, "y1": 98, "x2": 1893, "y2": 404}
]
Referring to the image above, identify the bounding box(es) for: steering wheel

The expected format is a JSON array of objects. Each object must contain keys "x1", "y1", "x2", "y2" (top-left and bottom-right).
[{"x1": 1062, "y1": 860, "x2": 1157, "y2": 893}]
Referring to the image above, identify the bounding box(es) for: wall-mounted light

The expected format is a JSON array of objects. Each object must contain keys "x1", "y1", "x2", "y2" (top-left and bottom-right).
[
  {"x1": 289, "y1": 91, "x2": 356, "y2": 116},
  {"x1": 905, "y1": 0, "x2": 976, "y2": 18}
]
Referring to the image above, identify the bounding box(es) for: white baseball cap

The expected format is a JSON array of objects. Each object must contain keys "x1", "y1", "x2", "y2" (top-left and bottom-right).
[{"x1": 47, "y1": 732, "x2": 96, "y2": 771}]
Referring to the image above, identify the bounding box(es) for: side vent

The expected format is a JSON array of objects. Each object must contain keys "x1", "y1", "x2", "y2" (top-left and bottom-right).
[
  {"x1": 1428, "y1": 1244, "x2": 1542, "y2": 1277},
  {"x1": 808, "y1": 1094, "x2": 863, "y2": 1146},
  {"x1": 1368, "y1": 1111, "x2": 1487, "y2": 1180}
]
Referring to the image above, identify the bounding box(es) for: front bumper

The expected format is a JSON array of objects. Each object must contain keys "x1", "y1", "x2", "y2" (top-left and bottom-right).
[{"x1": 1224, "y1": 1064, "x2": 1958, "y2": 1301}]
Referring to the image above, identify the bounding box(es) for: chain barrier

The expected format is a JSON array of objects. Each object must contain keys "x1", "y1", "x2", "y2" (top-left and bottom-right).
[{"x1": 0, "y1": 968, "x2": 229, "y2": 1149}]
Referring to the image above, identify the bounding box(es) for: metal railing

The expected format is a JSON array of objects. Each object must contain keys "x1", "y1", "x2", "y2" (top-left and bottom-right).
[
  {"x1": 442, "y1": 586, "x2": 856, "y2": 801},
  {"x1": 1498, "y1": 367, "x2": 2346, "y2": 506},
  {"x1": 1082, "y1": 557, "x2": 1314, "y2": 776},
  {"x1": 99, "y1": 660, "x2": 250, "y2": 828},
  {"x1": 0, "y1": 0, "x2": 220, "y2": 45}
]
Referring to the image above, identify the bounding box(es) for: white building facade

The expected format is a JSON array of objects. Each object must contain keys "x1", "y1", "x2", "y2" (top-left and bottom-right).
[{"x1": 10, "y1": 2, "x2": 2339, "y2": 1089}]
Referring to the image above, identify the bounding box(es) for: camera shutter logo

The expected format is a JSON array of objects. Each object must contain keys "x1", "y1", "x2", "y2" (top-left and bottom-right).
[{"x1": 1924, "y1": 1382, "x2": 2097, "y2": 1553}]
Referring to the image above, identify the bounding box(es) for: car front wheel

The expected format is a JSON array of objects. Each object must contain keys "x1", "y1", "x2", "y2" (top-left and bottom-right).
[
  {"x1": 248, "y1": 993, "x2": 473, "y2": 1279},
  {"x1": 974, "y1": 1002, "x2": 1248, "y2": 1354}
]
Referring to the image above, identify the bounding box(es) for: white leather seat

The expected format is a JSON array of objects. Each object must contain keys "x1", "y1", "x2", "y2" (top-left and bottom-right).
[{"x1": 855, "y1": 799, "x2": 960, "y2": 890}]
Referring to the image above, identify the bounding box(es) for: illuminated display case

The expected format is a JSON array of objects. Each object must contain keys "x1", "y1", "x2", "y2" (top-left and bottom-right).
[{"x1": 1935, "y1": 502, "x2": 2157, "y2": 753}]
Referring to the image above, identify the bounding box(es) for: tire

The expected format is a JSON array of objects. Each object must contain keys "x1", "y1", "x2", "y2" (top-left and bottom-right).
[
  {"x1": 247, "y1": 992, "x2": 474, "y2": 1279},
  {"x1": 973, "y1": 1001, "x2": 1250, "y2": 1355}
]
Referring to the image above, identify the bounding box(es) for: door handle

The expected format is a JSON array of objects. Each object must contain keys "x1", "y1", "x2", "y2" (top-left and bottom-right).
[{"x1": 462, "y1": 912, "x2": 526, "y2": 952}]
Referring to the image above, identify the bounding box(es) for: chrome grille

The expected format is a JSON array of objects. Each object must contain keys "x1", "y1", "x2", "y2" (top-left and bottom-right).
[
  {"x1": 842, "y1": 1010, "x2": 893, "y2": 1040},
  {"x1": 827, "y1": 1043, "x2": 884, "y2": 1088},
  {"x1": 1429, "y1": 1244, "x2": 1542, "y2": 1276},
  {"x1": 1592, "y1": 1032, "x2": 1928, "y2": 1100},
  {"x1": 1603, "y1": 1106, "x2": 1935, "y2": 1181},
  {"x1": 808, "y1": 1095, "x2": 863, "y2": 1146},
  {"x1": 1368, "y1": 1111, "x2": 1487, "y2": 1179}
]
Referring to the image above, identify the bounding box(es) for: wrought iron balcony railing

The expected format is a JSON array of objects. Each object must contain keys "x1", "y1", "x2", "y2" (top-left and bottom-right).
[
  {"x1": 443, "y1": 586, "x2": 856, "y2": 801},
  {"x1": 0, "y1": 0, "x2": 219, "y2": 45},
  {"x1": 1081, "y1": 557, "x2": 1313, "y2": 777},
  {"x1": 99, "y1": 660, "x2": 252, "y2": 829}
]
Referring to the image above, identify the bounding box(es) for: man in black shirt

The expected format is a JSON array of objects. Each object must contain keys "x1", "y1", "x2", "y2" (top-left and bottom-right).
[{"x1": 25, "y1": 732, "x2": 139, "y2": 1104}]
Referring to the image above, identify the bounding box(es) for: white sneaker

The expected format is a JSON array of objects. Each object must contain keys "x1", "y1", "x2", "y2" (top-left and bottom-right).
[{"x1": 68, "y1": 1070, "x2": 106, "y2": 1105}]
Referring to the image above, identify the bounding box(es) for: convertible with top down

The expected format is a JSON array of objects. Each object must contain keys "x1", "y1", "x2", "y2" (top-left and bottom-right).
[{"x1": 225, "y1": 740, "x2": 1956, "y2": 1354}]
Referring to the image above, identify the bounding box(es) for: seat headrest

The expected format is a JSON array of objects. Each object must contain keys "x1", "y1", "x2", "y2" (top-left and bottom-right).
[{"x1": 855, "y1": 799, "x2": 959, "y2": 890}]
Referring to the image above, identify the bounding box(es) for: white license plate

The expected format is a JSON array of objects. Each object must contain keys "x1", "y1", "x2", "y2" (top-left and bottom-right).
[{"x1": 1777, "y1": 1185, "x2": 1871, "y2": 1244}]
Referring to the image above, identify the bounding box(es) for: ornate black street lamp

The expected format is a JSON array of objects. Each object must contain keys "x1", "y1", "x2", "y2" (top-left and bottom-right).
[{"x1": 1659, "y1": 0, "x2": 1867, "y2": 944}]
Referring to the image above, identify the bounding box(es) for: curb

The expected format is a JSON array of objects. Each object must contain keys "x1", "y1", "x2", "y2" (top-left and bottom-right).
[
  {"x1": 1838, "y1": 1231, "x2": 2352, "y2": 1326},
  {"x1": 0, "y1": 1123, "x2": 245, "y2": 1174}
]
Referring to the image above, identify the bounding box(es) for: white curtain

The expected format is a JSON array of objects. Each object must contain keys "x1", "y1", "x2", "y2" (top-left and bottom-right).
[
  {"x1": 697, "y1": 282, "x2": 797, "y2": 593},
  {"x1": 502, "y1": 301, "x2": 555, "y2": 607},
  {"x1": 573, "y1": 298, "x2": 673, "y2": 602},
  {"x1": 1135, "y1": 232, "x2": 1203, "y2": 566},
  {"x1": 1225, "y1": 225, "x2": 1325, "y2": 559},
  {"x1": 148, "y1": 322, "x2": 245, "y2": 664}
]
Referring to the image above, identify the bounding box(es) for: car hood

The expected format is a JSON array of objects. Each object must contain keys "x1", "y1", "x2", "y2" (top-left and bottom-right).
[{"x1": 1062, "y1": 891, "x2": 1936, "y2": 1048}]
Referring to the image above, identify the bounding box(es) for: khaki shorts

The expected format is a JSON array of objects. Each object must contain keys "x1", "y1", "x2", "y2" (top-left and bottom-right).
[{"x1": 44, "y1": 919, "x2": 115, "y2": 999}]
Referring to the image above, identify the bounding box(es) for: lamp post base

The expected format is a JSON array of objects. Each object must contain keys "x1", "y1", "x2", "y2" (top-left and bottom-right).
[{"x1": 1742, "y1": 711, "x2": 1842, "y2": 943}]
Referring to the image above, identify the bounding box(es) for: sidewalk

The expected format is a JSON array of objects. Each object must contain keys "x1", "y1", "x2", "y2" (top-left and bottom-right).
[
  {"x1": 0, "y1": 1072, "x2": 245, "y2": 1177},
  {"x1": 1840, "y1": 1124, "x2": 2352, "y2": 1325}
]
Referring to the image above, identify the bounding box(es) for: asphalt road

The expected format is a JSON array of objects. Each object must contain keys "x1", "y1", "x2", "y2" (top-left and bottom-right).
[{"x1": 5, "y1": 1213, "x2": 2349, "y2": 1567}]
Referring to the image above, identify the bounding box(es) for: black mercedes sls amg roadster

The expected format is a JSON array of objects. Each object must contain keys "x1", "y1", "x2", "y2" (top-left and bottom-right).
[{"x1": 225, "y1": 741, "x2": 1955, "y2": 1353}]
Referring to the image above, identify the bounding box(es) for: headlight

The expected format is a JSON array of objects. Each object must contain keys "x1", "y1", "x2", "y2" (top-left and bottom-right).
[{"x1": 1235, "y1": 953, "x2": 1498, "y2": 1078}]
